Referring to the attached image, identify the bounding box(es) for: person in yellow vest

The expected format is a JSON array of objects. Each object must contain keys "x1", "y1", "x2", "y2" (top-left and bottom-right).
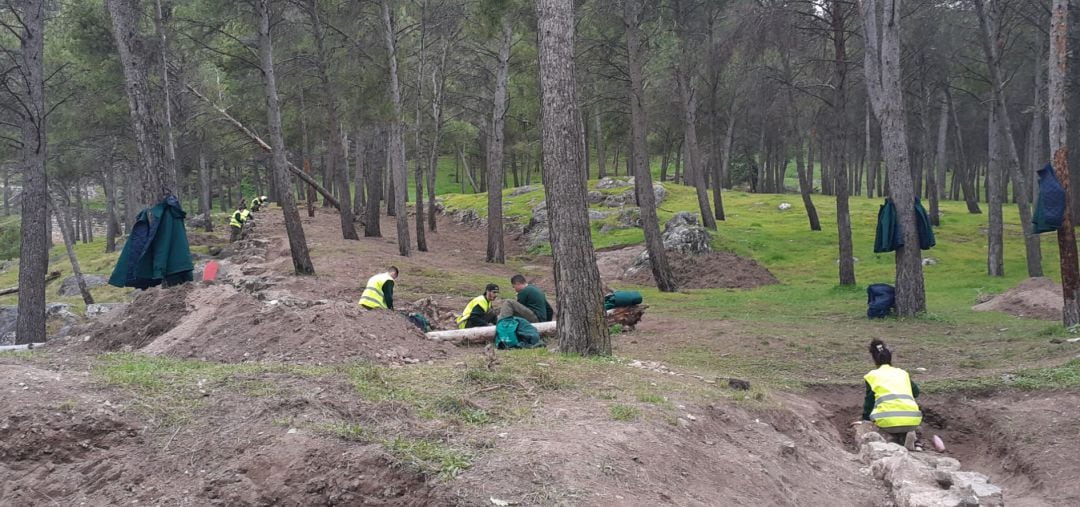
[
  {"x1": 456, "y1": 284, "x2": 500, "y2": 328},
  {"x1": 250, "y1": 196, "x2": 262, "y2": 212},
  {"x1": 359, "y1": 266, "x2": 399, "y2": 310},
  {"x1": 229, "y1": 202, "x2": 250, "y2": 242},
  {"x1": 859, "y1": 339, "x2": 922, "y2": 450}
]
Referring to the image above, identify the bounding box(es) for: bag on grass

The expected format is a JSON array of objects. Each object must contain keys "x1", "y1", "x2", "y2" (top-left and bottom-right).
[
  {"x1": 604, "y1": 290, "x2": 643, "y2": 310},
  {"x1": 495, "y1": 317, "x2": 543, "y2": 349},
  {"x1": 867, "y1": 284, "x2": 895, "y2": 319}
]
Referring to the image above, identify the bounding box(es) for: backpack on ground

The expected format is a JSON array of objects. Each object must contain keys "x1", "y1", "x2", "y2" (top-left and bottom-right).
[
  {"x1": 495, "y1": 317, "x2": 543, "y2": 349},
  {"x1": 867, "y1": 284, "x2": 895, "y2": 319}
]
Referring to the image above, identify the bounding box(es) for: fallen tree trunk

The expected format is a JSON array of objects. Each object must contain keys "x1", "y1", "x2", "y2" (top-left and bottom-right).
[
  {"x1": 427, "y1": 320, "x2": 557, "y2": 345},
  {"x1": 0, "y1": 342, "x2": 45, "y2": 352},
  {"x1": 183, "y1": 83, "x2": 341, "y2": 210},
  {"x1": 424, "y1": 305, "x2": 649, "y2": 345},
  {"x1": 0, "y1": 270, "x2": 61, "y2": 296}
]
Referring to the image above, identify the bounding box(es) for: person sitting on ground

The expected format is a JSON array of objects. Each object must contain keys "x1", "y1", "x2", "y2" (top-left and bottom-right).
[
  {"x1": 457, "y1": 283, "x2": 500, "y2": 328},
  {"x1": 229, "y1": 202, "x2": 250, "y2": 242},
  {"x1": 359, "y1": 266, "x2": 399, "y2": 310},
  {"x1": 858, "y1": 339, "x2": 923, "y2": 450},
  {"x1": 498, "y1": 274, "x2": 552, "y2": 323}
]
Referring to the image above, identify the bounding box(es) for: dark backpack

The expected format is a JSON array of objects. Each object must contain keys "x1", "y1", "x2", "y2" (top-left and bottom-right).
[
  {"x1": 867, "y1": 284, "x2": 895, "y2": 319},
  {"x1": 1033, "y1": 163, "x2": 1066, "y2": 234}
]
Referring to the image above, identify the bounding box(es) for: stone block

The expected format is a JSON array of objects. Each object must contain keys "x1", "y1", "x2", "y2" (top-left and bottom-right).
[{"x1": 861, "y1": 441, "x2": 907, "y2": 465}]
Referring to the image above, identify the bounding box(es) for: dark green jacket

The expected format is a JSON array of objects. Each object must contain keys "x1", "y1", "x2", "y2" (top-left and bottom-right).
[
  {"x1": 109, "y1": 196, "x2": 194, "y2": 289},
  {"x1": 517, "y1": 284, "x2": 549, "y2": 321}
]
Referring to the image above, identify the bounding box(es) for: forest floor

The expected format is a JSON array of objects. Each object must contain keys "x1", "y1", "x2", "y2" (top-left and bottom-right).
[{"x1": 2, "y1": 198, "x2": 1080, "y2": 506}]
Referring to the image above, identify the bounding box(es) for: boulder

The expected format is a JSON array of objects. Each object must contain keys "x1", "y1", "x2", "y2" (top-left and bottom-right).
[
  {"x1": 510, "y1": 185, "x2": 537, "y2": 196},
  {"x1": 0, "y1": 306, "x2": 17, "y2": 342},
  {"x1": 860, "y1": 441, "x2": 906, "y2": 465},
  {"x1": 662, "y1": 214, "x2": 712, "y2": 255},
  {"x1": 602, "y1": 194, "x2": 625, "y2": 207},
  {"x1": 455, "y1": 208, "x2": 486, "y2": 228},
  {"x1": 527, "y1": 226, "x2": 550, "y2": 251},
  {"x1": 588, "y1": 210, "x2": 611, "y2": 221},
  {"x1": 86, "y1": 303, "x2": 130, "y2": 319},
  {"x1": 57, "y1": 274, "x2": 108, "y2": 296},
  {"x1": 526, "y1": 202, "x2": 548, "y2": 234},
  {"x1": 617, "y1": 208, "x2": 641, "y2": 228},
  {"x1": 596, "y1": 177, "x2": 631, "y2": 189},
  {"x1": 587, "y1": 191, "x2": 605, "y2": 204},
  {"x1": 186, "y1": 214, "x2": 213, "y2": 230}
]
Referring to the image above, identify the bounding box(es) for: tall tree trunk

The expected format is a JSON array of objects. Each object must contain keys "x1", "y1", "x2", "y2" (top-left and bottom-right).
[
  {"x1": 428, "y1": 36, "x2": 451, "y2": 233},
  {"x1": 307, "y1": 0, "x2": 358, "y2": 239},
  {"x1": 300, "y1": 90, "x2": 316, "y2": 217},
  {"x1": 674, "y1": 70, "x2": 717, "y2": 230},
  {"x1": 153, "y1": 0, "x2": 178, "y2": 191},
  {"x1": 866, "y1": 106, "x2": 878, "y2": 198},
  {"x1": 413, "y1": 1, "x2": 429, "y2": 251},
  {"x1": 104, "y1": 162, "x2": 120, "y2": 252},
  {"x1": 1049, "y1": 0, "x2": 1080, "y2": 324},
  {"x1": 486, "y1": 18, "x2": 512, "y2": 263},
  {"x1": 931, "y1": 89, "x2": 948, "y2": 226},
  {"x1": 354, "y1": 134, "x2": 365, "y2": 218},
  {"x1": 947, "y1": 89, "x2": 981, "y2": 213},
  {"x1": 721, "y1": 106, "x2": 736, "y2": 188},
  {"x1": 364, "y1": 126, "x2": 385, "y2": 237},
  {"x1": 258, "y1": 0, "x2": 314, "y2": 275},
  {"x1": 860, "y1": 0, "x2": 925, "y2": 315},
  {"x1": 15, "y1": 0, "x2": 47, "y2": 346},
  {"x1": 382, "y1": 0, "x2": 410, "y2": 257},
  {"x1": 832, "y1": 0, "x2": 855, "y2": 286},
  {"x1": 53, "y1": 199, "x2": 93, "y2": 306},
  {"x1": 973, "y1": 0, "x2": 1041, "y2": 277},
  {"x1": 198, "y1": 146, "x2": 212, "y2": 231},
  {"x1": 593, "y1": 83, "x2": 606, "y2": 178},
  {"x1": 624, "y1": 0, "x2": 677, "y2": 292},
  {"x1": 795, "y1": 134, "x2": 821, "y2": 231},
  {"x1": 987, "y1": 101, "x2": 1005, "y2": 276},
  {"x1": 74, "y1": 182, "x2": 86, "y2": 243},
  {"x1": 107, "y1": 0, "x2": 174, "y2": 210},
  {"x1": 536, "y1": 0, "x2": 611, "y2": 355}
]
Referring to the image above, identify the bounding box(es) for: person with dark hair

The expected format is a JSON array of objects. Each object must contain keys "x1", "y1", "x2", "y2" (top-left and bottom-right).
[
  {"x1": 457, "y1": 283, "x2": 500, "y2": 328},
  {"x1": 499, "y1": 274, "x2": 552, "y2": 323},
  {"x1": 858, "y1": 339, "x2": 922, "y2": 450},
  {"x1": 360, "y1": 266, "x2": 399, "y2": 310}
]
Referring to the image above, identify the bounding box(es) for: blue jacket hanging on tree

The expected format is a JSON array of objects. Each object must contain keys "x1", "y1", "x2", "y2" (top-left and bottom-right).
[
  {"x1": 1032, "y1": 163, "x2": 1066, "y2": 234},
  {"x1": 874, "y1": 198, "x2": 935, "y2": 253}
]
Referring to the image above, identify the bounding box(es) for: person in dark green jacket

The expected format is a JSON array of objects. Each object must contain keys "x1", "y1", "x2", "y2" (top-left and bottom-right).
[{"x1": 498, "y1": 274, "x2": 551, "y2": 323}]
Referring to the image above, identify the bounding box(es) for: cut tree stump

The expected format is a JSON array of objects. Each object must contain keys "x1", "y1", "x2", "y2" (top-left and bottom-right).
[{"x1": 424, "y1": 304, "x2": 649, "y2": 345}]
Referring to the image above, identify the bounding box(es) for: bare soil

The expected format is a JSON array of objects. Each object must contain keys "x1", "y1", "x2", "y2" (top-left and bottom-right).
[
  {"x1": 806, "y1": 384, "x2": 1080, "y2": 506},
  {"x1": 972, "y1": 277, "x2": 1062, "y2": 320},
  {"x1": 0, "y1": 360, "x2": 441, "y2": 506},
  {"x1": 596, "y1": 246, "x2": 779, "y2": 290}
]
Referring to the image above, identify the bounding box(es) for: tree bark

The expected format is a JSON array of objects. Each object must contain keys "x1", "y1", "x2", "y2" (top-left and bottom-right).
[
  {"x1": 860, "y1": 0, "x2": 925, "y2": 315},
  {"x1": 932, "y1": 89, "x2": 948, "y2": 226},
  {"x1": 354, "y1": 133, "x2": 365, "y2": 218},
  {"x1": 795, "y1": 134, "x2": 820, "y2": 231},
  {"x1": 1049, "y1": 0, "x2": 1080, "y2": 325},
  {"x1": 198, "y1": 145, "x2": 212, "y2": 231},
  {"x1": 413, "y1": 2, "x2": 429, "y2": 251},
  {"x1": 831, "y1": 0, "x2": 855, "y2": 286},
  {"x1": 486, "y1": 18, "x2": 512, "y2": 263},
  {"x1": 537, "y1": 0, "x2": 610, "y2": 355},
  {"x1": 15, "y1": 0, "x2": 47, "y2": 346},
  {"x1": 987, "y1": 101, "x2": 1005, "y2": 276},
  {"x1": 107, "y1": 0, "x2": 174, "y2": 210},
  {"x1": 428, "y1": 36, "x2": 451, "y2": 233},
  {"x1": 675, "y1": 71, "x2": 716, "y2": 230},
  {"x1": 307, "y1": 0, "x2": 358, "y2": 239},
  {"x1": 103, "y1": 162, "x2": 120, "y2": 252},
  {"x1": 257, "y1": 0, "x2": 314, "y2": 275},
  {"x1": 364, "y1": 126, "x2": 386, "y2": 237},
  {"x1": 624, "y1": 0, "x2": 677, "y2": 292},
  {"x1": 382, "y1": 0, "x2": 410, "y2": 256},
  {"x1": 974, "y1": 0, "x2": 1041, "y2": 277},
  {"x1": 53, "y1": 199, "x2": 94, "y2": 306},
  {"x1": 153, "y1": 0, "x2": 178, "y2": 191}
]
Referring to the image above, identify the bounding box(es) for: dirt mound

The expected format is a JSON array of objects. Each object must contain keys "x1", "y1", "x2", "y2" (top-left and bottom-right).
[
  {"x1": 615, "y1": 248, "x2": 779, "y2": 289},
  {"x1": 972, "y1": 277, "x2": 1061, "y2": 320},
  {"x1": 0, "y1": 362, "x2": 445, "y2": 506},
  {"x1": 60, "y1": 283, "x2": 455, "y2": 364}
]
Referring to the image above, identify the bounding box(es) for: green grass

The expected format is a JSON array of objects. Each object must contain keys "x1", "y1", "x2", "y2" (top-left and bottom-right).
[
  {"x1": 924, "y1": 359, "x2": 1080, "y2": 393},
  {"x1": 609, "y1": 404, "x2": 640, "y2": 421}
]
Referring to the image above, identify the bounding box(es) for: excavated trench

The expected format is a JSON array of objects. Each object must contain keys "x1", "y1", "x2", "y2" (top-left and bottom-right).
[{"x1": 806, "y1": 385, "x2": 1076, "y2": 506}]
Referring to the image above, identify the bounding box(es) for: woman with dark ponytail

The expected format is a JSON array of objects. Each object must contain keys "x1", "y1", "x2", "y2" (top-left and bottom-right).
[{"x1": 859, "y1": 339, "x2": 922, "y2": 450}]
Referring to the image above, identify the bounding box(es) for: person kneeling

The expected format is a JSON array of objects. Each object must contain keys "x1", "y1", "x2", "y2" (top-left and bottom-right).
[
  {"x1": 860, "y1": 339, "x2": 922, "y2": 450},
  {"x1": 457, "y1": 284, "x2": 500, "y2": 328}
]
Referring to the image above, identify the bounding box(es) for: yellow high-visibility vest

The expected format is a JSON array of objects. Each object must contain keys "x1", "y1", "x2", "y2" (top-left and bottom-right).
[
  {"x1": 359, "y1": 273, "x2": 394, "y2": 309},
  {"x1": 230, "y1": 209, "x2": 249, "y2": 228},
  {"x1": 456, "y1": 295, "x2": 491, "y2": 328},
  {"x1": 865, "y1": 365, "x2": 922, "y2": 429}
]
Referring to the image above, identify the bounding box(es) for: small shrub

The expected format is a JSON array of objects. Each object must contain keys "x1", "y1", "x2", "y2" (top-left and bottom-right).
[{"x1": 610, "y1": 404, "x2": 639, "y2": 421}]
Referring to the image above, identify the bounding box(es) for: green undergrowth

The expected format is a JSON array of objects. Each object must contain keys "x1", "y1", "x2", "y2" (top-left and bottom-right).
[{"x1": 923, "y1": 358, "x2": 1080, "y2": 394}]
